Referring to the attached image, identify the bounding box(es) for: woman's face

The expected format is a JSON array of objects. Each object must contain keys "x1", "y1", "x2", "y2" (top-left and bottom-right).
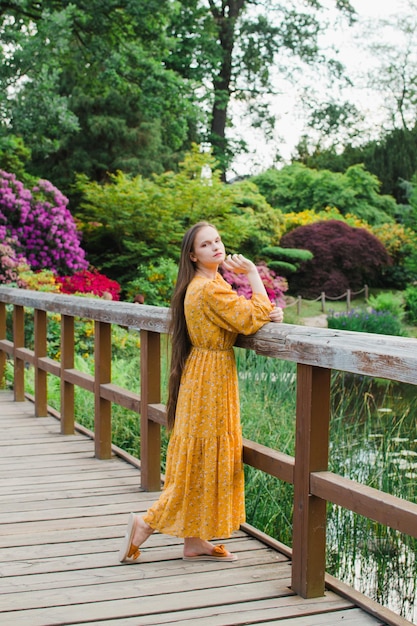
[{"x1": 190, "y1": 225, "x2": 225, "y2": 268}]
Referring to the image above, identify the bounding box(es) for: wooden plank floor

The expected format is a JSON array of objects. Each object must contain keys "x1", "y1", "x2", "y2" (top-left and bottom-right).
[{"x1": 0, "y1": 391, "x2": 387, "y2": 626}]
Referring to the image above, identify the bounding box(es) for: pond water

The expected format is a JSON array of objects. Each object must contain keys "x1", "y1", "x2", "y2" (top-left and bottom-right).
[
  {"x1": 328, "y1": 375, "x2": 417, "y2": 623},
  {"x1": 237, "y1": 353, "x2": 417, "y2": 623}
]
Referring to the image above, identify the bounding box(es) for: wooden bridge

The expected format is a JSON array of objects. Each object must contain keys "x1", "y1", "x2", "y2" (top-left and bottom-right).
[{"x1": 1, "y1": 287, "x2": 416, "y2": 625}]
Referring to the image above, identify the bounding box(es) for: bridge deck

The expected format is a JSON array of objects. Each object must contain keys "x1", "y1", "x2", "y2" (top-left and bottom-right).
[{"x1": 0, "y1": 391, "x2": 386, "y2": 625}]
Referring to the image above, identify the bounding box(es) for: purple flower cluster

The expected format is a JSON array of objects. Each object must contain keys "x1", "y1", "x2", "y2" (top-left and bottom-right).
[
  {"x1": 0, "y1": 170, "x2": 88, "y2": 275},
  {"x1": 327, "y1": 307, "x2": 405, "y2": 336}
]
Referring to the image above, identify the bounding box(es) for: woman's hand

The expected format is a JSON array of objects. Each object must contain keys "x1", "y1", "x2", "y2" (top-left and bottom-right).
[
  {"x1": 269, "y1": 304, "x2": 284, "y2": 323},
  {"x1": 222, "y1": 254, "x2": 256, "y2": 275}
]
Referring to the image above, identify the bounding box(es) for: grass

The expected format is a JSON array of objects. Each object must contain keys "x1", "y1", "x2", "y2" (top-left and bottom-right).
[
  {"x1": 235, "y1": 348, "x2": 296, "y2": 545},
  {"x1": 284, "y1": 289, "x2": 417, "y2": 338},
  {"x1": 283, "y1": 292, "x2": 368, "y2": 324}
]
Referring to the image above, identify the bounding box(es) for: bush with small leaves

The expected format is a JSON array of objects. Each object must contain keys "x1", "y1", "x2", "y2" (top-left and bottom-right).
[
  {"x1": 367, "y1": 292, "x2": 405, "y2": 320},
  {"x1": 404, "y1": 286, "x2": 417, "y2": 325},
  {"x1": 280, "y1": 220, "x2": 392, "y2": 298},
  {"x1": 0, "y1": 227, "x2": 28, "y2": 286},
  {"x1": 57, "y1": 269, "x2": 121, "y2": 300},
  {"x1": 125, "y1": 258, "x2": 178, "y2": 306}
]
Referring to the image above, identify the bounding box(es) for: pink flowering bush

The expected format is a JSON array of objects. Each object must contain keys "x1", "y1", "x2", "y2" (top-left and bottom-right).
[
  {"x1": 221, "y1": 263, "x2": 288, "y2": 307},
  {"x1": 0, "y1": 170, "x2": 88, "y2": 275},
  {"x1": 57, "y1": 269, "x2": 121, "y2": 300},
  {"x1": 0, "y1": 228, "x2": 28, "y2": 286}
]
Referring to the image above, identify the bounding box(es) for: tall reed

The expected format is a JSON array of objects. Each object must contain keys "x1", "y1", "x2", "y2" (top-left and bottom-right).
[
  {"x1": 235, "y1": 352, "x2": 417, "y2": 620},
  {"x1": 235, "y1": 348, "x2": 296, "y2": 546}
]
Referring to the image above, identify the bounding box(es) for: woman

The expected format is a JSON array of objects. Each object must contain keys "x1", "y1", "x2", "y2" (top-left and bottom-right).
[{"x1": 119, "y1": 222, "x2": 284, "y2": 562}]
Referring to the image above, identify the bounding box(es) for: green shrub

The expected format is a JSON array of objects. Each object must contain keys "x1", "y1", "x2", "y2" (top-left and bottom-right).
[
  {"x1": 327, "y1": 308, "x2": 406, "y2": 336},
  {"x1": 367, "y1": 292, "x2": 405, "y2": 320},
  {"x1": 126, "y1": 257, "x2": 178, "y2": 306},
  {"x1": 404, "y1": 285, "x2": 417, "y2": 325}
]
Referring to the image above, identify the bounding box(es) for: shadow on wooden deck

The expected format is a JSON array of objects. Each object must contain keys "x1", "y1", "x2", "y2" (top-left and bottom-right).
[{"x1": 0, "y1": 391, "x2": 387, "y2": 625}]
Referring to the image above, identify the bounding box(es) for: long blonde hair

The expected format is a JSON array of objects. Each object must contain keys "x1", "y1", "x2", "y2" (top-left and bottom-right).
[{"x1": 166, "y1": 221, "x2": 213, "y2": 430}]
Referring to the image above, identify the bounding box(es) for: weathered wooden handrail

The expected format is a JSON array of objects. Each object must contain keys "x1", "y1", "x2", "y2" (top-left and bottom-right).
[{"x1": 1, "y1": 286, "x2": 416, "y2": 625}]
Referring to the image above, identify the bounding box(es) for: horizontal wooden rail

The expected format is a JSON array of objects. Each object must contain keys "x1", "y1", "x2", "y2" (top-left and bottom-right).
[
  {"x1": 236, "y1": 328, "x2": 417, "y2": 386},
  {"x1": 243, "y1": 437, "x2": 295, "y2": 484},
  {"x1": 1, "y1": 287, "x2": 417, "y2": 383},
  {"x1": 0, "y1": 338, "x2": 13, "y2": 354},
  {"x1": 38, "y1": 357, "x2": 61, "y2": 376},
  {"x1": 1, "y1": 285, "x2": 416, "y2": 624},
  {"x1": 311, "y1": 471, "x2": 417, "y2": 539}
]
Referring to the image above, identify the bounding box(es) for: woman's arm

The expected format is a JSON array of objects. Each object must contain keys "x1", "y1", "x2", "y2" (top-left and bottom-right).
[{"x1": 222, "y1": 254, "x2": 284, "y2": 323}]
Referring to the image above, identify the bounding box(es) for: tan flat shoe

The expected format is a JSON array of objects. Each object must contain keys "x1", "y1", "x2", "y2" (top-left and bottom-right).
[
  {"x1": 183, "y1": 544, "x2": 238, "y2": 562},
  {"x1": 118, "y1": 513, "x2": 141, "y2": 563}
]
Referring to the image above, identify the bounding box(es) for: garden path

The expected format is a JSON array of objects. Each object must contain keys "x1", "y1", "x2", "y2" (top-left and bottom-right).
[{"x1": 302, "y1": 313, "x2": 328, "y2": 327}]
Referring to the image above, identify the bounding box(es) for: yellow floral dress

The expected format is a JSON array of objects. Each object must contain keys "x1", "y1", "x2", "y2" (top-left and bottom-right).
[{"x1": 143, "y1": 273, "x2": 273, "y2": 540}]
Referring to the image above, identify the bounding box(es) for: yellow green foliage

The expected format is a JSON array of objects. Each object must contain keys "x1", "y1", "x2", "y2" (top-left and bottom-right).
[
  {"x1": 18, "y1": 268, "x2": 62, "y2": 292},
  {"x1": 76, "y1": 145, "x2": 282, "y2": 286},
  {"x1": 280, "y1": 206, "x2": 345, "y2": 236},
  {"x1": 370, "y1": 223, "x2": 417, "y2": 261}
]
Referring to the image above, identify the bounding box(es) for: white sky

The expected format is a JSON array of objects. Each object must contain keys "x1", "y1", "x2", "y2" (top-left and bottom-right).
[{"x1": 228, "y1": 0, "x2": 409, "y2": 179}]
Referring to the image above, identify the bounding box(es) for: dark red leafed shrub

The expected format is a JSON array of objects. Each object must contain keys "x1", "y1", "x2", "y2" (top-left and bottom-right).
[{"x1": 280, "y1": 220, "x2": 392, "y2": 298}]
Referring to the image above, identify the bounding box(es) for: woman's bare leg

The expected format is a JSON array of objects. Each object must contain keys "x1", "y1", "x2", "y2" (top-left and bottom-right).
[
  {"x1": 183, "y1": 537, "x2": 235, "y2": 558},
  {"x1": 119, "y1": 514, "x2": 154, "y2": 562},
  {"x1": 132, "y1": 516, "x2": 154, "y2": 546}
]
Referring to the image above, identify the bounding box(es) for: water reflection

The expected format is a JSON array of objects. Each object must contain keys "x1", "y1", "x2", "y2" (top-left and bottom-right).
[{"x1": 328, "y1": 373, "x2": 417, "y2": 622}]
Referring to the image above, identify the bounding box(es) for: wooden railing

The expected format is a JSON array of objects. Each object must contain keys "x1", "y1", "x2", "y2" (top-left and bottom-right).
[{"x1": 1, "y1": 286, "x2": 416, "y2": 625}]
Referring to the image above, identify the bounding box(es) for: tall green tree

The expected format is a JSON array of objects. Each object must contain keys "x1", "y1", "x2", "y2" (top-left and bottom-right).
[
  {"x1": 293, "y1": 2, "x2": 417, "y2": 203},
  {"x1": 1, "y1": 1, "x2": 356, "y2": 188},
  {"x1": 166, "y1": 0, "x2": 356, "y2": 177},
  {"x1": 365, "y1": 3, "x2": 417, "y2": 132},
  {"x1": 0, "y1": 1, "x2": 200, "y2": 195}
]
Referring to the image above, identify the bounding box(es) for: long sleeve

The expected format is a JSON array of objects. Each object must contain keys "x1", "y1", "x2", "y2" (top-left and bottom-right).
[{"x1": 202, "y1": 274, "x2": 272, "y2": 335}]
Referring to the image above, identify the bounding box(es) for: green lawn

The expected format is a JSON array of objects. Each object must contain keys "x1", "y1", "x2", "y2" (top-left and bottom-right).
[
  {"x1": 283, "y1": 292, "x2": 370, "y2": 325},
  {"x1": 283, "y1": 289, "x2": 417, "y2": 337}
]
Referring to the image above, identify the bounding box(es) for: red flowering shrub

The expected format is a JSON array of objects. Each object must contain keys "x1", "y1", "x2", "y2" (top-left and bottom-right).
[
  {"x1": 57, "y1": 269, "x2": 121, "y2": 300},
  {"x1": 220, "y1": 263, "x2": 288, "y2": 307},
  {"x1": 280, "y1": 220, "x2": 392, "y2": 298}
]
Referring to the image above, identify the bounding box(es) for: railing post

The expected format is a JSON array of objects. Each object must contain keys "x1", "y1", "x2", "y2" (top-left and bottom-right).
[
  {"x1": 34, "y1": 309, "x2": 47, "y2": 416},
  {"x1": 347, "y1": 289, "x2": 351, "y2": 311},
  {"x1": 321, "y1": 292, "x2": 326, "y2": 312},
  {"x1": 61, "y1": 315, "x2": 75, "y2": 434},
  {"x1": 292, "y1": 363, "x2": 331, "y2": 598},
  {"x1": 13, "y1": 305, "x2": 25, "y2": 401},
  {"x1": 0, "y1": 302, "x2": 6, "y2": 385},
  {"x1": 94, "y1": 320, "x2": 112, "y2": 459},
  {"x1": 140, "y1": 330, "x2": 161, "y2": 491}
]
